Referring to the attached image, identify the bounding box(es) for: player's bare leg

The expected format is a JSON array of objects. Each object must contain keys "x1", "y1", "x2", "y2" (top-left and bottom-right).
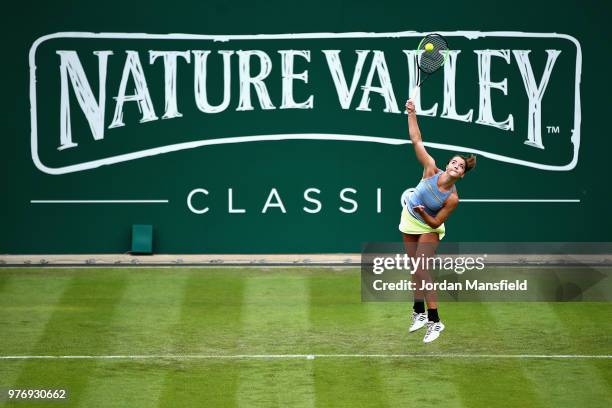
[
  {"x1": 415, "y1": 233, "x2": 445, "y2": 343},
  {"x1": 403, "y1": 233, "x2": 428, "y2": 332}
]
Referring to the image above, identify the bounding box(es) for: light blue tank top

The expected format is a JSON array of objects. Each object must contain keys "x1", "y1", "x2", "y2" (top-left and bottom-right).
[{"x1": 407, "y1": 170, "x2": 456, "y2": 223}]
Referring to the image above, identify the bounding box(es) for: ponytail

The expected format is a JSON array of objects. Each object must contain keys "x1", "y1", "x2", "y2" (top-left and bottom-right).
[
  {"x1": 449, "y1": 154, "x2": 477, "y2": 173},
  {"x1": 462, "y1": 154, "x2": 477, "y2": 173}
]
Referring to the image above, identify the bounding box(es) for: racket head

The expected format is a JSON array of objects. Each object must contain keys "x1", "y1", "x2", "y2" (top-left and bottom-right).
[{"x1": 415, "y1": 33, "x2": 449, "y2": 85}]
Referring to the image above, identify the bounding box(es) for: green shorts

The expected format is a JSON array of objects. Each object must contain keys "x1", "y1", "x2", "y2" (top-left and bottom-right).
[{"x1": 398, "y1": 207, "x2": 446, "y2": 240}]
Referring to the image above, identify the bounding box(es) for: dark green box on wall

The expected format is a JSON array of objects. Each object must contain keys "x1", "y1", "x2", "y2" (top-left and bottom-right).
[{"x1": 131, "y1": 225, "x2": 153, "y2": 254}]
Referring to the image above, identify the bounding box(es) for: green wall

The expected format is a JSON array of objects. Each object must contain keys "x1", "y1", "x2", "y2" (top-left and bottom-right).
[{"x1": 1, "y1": 1, "x2": 610, "y2": 253}]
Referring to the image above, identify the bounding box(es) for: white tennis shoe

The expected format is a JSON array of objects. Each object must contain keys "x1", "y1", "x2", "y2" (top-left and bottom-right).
[
  {"x1": 423, "y1": 321, "x2": 445, "y2": 343},
  {"x1": 409, "y1": 312, "x2": 428, "y2": 332}
]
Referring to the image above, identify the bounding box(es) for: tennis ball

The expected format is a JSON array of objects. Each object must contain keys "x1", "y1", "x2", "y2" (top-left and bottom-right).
[{"x1": 425, "y1": 42, "x2": 434, "y2": 52}]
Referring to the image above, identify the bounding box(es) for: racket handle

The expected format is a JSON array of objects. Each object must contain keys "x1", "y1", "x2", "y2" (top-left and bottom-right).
[{"x1": 410, "y1": 85, "x2": 420, "y2": 100}]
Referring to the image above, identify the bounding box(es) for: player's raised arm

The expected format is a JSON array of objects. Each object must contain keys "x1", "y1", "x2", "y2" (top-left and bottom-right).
[{"x1": 405, "y1": 99, "x2": 437, "y2": 177}]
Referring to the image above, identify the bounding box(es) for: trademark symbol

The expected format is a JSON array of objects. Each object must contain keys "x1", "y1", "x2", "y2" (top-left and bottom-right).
[{"x1": 546, "y1": 126, "x2": 560, "y2": 134}]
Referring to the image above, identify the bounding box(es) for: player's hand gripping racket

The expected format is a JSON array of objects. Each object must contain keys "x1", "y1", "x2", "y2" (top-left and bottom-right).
[{"x1": 410, "y1": 34, "x2": 449, "y2": 99}]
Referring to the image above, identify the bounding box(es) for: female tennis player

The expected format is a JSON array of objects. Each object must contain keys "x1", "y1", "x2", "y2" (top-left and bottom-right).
[{"x1": 400, "y1": 99, "x2": 476, "y2": 343}]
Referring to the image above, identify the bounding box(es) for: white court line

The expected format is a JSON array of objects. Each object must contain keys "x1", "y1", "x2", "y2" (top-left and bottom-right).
[
  {"x1": 1, "y1": 354, "x2": 610, "y2": 360},
  {"x1": 30, "y1": 200, "x2": 169, "y2": 204}
]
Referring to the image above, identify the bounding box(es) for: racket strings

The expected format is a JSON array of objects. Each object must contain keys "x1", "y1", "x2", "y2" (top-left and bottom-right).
[{"x1": 418, "y1": 35, "x2": 448, "y2": 75}]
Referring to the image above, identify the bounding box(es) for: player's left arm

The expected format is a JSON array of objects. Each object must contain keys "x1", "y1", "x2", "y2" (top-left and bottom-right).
[{"x1": 413, "y1": 193, "x2": 459, "y2": 228}]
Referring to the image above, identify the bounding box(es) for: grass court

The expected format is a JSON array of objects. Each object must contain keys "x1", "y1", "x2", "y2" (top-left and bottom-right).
[{"x1": 0, "y1": 267, "x2": 610, "y2": 407}]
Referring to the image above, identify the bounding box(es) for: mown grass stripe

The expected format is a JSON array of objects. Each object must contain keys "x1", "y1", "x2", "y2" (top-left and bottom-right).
[
  {"x1": 448, "y1": 303, "x2": 545, "y2": 408},
  {"x1": 366, "y1": 302, "x2": 464, "y2": 408},
  {"x1": 236, "y1": 274, "x2": 315, "y2": 408},
  {"x1": 156, "y1": 269, "x2": 246, "y2": 407},
  {"x1": 77, "y1": 270, "x2": 189, "y2": 407},
  {"x1": 8, "y1": 273, "x2": 128, "y2": 407},
  {"x1": 0, "y1": 273, "x2": 10, "y2": 293},
  {"x1": 0, "y1": 271, "x2": 72, "y2": 391},
  {"x1": 545, "y1": 302, "x2": 612, "y2": 403},
  {"x1": 309, "y1": 274, "x2": 392, "y2": 408},
  {"x1": 486, "y1": 302, "x2": 611, "y2": 407}
]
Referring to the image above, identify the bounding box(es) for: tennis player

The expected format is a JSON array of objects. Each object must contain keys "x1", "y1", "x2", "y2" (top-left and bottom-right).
[{"x1": 400, "y1": 99, "x2": 476, "y2": 343}]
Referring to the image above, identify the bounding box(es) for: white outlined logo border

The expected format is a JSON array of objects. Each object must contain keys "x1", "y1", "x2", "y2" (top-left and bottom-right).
[{"x1": 29, "y1": 31, "x2": 582, "y2": 175}]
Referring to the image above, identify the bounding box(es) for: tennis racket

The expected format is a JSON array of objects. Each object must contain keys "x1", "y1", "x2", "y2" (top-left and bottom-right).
[{"x1": 410, "y1": 34, "x2": 449, "y2": 100}]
